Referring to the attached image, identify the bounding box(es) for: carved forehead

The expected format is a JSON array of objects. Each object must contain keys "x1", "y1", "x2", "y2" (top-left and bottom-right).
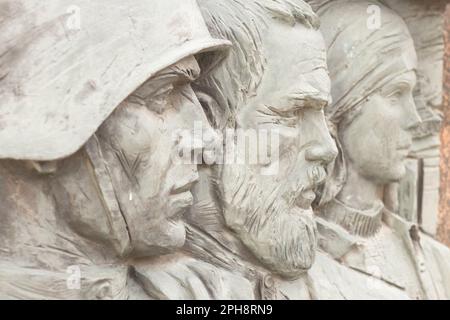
[
  {"x1": 319, "y1": 0, "x2": 415, "y2": 60},
  {"x1": 264, "y1": 23, "x2": 327, "y2": 70},
  {"x1": 196, "y1": 0, "x2": 325, "y2": 124},
  {"x1": 261, "y1": 24, "x2": 329, "y2": 97},
  {"x1": 315, "y1": 0, "x2": 418, "y2": 123},
  {"x1": 198, "y1": 0, "x2": 319, "y2": 68}
]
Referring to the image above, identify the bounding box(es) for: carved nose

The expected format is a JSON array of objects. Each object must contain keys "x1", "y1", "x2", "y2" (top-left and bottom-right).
[
  {"x1": 177, "y1": 124, "x2": 220, "y2": 164},
  {"x1": 305, "y1": 143, "x2": 338, "y2": 165},
  {"x1": 404, "y1": 96, "x2": 422, "y2": 130},
  {"x1": 405, "y1": 108, "x2": 422, "y2": 131}
]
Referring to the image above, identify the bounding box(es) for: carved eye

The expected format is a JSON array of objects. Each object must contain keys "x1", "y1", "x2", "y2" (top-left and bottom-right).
[
  {"x1": 152, "y1": 84, "x2": 174, "y2": 101},
  {"x1": 387, "y1": 90, "x2": 403, "y2": 102},
  {"x1": 384, "y1": 84, "x2": 410, "y2": 105},
  {"x1": 144, "y1": 84, "x2": 174, "y2": 114}
]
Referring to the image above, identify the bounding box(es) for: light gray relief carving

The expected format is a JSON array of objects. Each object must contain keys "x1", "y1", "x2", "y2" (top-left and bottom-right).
[{"x1": 0, "y1": 0, "x2": 448, "y2": 300}]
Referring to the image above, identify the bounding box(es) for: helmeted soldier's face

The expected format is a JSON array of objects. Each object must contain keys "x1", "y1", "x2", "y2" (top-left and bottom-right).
[{"x1": 96, "y1": 56, "x2": 215, "y2": 256}]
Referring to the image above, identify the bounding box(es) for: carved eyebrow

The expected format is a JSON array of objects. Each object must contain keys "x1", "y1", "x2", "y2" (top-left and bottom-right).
[
  {"x1": 397, "y1": 76, "x2": 416, "y2": 87},
  {"x1": 381, "y1": 72, "x2": 416, "y2": 95},
  {"x1": 286, "y1": 92, "x2": 329, "y2": 110},
  {"x1": 263, "y1": 99, "x2": 324, "y2": 118}
]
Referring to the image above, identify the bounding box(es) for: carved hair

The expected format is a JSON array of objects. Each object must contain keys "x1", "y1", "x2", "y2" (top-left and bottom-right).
[{"x1": 195, "y1": 0, "x2": 319, "y2": 129}]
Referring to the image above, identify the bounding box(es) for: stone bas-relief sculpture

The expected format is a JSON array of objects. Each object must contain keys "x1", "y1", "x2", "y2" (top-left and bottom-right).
[
  {"x1": 130, "y1": 0, "x2": 443, "y2": 300},
  {"x1": 133, "y1": 0, "x2": 339, "y2": 300},
  {"x1": 381, "y1": 0, "x2": 450, "y2": 300},
  {"x1": 308, "y1": 0, "x2": 450, "y2": 300},
  {"x1": 0, "y1": 0, "x2": 449, "y2": 300},
  {"x1": 379, "y1": 0, "x2": 446, "y2": 242},
  {"x1": 0, "y1": 0, "x2": 230, "y2": 299},
  {"x1": 378, "y1": 4, "x2": 450, "y2": 294}
]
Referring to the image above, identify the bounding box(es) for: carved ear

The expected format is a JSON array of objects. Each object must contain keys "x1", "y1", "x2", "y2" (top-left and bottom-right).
[{"x1": 28, "y1": 160, "x2": 58, "y2": 174}]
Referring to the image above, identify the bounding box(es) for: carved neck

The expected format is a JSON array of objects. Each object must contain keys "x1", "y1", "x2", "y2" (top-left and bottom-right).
[
  {"x1": 319, "y1": 162, "x2": 385, "y2": 237},
  {"x1": 319, "y1": 197, "x2": 384, "y2": 237},
  {"x1": 337, "y1": 164, "x2": 385, "y2": 210}
]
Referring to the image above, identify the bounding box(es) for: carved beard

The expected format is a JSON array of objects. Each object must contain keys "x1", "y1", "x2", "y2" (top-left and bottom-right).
[{"x1": 219, "y1": 163, "x2": 318, "y2": 279}]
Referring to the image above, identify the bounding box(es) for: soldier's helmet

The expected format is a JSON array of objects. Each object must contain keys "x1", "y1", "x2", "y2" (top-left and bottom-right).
[{"x1": 0, "y1": 0, "x2": 230, "y2": 161}]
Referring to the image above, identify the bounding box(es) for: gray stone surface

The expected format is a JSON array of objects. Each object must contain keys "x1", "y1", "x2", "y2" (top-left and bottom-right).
[{"x1": 0, "y1": 0, "x2": 448, "y2": 300}]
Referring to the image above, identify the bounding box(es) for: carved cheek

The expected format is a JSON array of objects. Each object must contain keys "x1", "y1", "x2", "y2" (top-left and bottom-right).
[
  {"x1": 348, "y1": 98, "x2": 403, "y2": 177},
  {"x1": 171, "y1": 85, "x2": 207, "y2": 127},
  {"x1": 341, "y1": 102, "x2": 379, "y2": 166},
  {"x1": 127, "y1": 110, "x2": 160, "y2": 151}
]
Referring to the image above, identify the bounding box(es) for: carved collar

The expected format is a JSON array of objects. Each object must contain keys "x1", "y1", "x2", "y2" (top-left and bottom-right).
[{"x1": 318, "y1": 198, "x2": 384, "y2": 238}]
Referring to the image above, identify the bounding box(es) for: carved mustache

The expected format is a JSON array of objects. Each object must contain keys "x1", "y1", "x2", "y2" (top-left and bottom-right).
[
  {"x1": 293, "y1": 166, "x2": 327, "y2": 194},
  {"x1": 284, "y1": 165, "x2": 327, "y2": 208},
  {"x1": 306, "y1": 166, "x2": 327, "y2": 190}
]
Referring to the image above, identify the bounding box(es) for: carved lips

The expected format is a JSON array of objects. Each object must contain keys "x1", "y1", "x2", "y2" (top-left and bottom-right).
[
  {"x1": 296, "y1": 166, "x2": 327, "y2": 210},
  {"x1": 168, "y1": 171, "x2": 200, "y2": 219}
]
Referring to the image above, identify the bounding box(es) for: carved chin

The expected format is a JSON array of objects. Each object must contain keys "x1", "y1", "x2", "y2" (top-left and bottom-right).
[
  {"x1": 158, "y1": 219, "x2": 187, "y2": 249},
  {"x1": 133, "y1": 219, "x2": 186, "y2": 256},
  {"x1": 388, "y1": 163, "x2": 407, "y2": 182},
  {"x1": 361, "y1": 159, "x2": 407, "y2": 184},
  {"x1": 230, "y1": 207, "x2": 318, "y2": 279}
]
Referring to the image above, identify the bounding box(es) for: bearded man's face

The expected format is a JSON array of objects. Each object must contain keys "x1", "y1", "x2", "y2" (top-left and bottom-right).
[{"x1": 218, "y1": 21, "x2": 337, "y2": 278}]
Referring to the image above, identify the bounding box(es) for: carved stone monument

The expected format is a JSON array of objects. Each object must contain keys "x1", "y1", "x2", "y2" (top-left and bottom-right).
[
  {"x1": 309, "y1": 0, "x2": 450, "y2": 300},
  {"x1": 133, "y1": 0, "x2": 337, "y2": 300},
  {"x1": 0, "y1": 0, "x2": 230, "y2": 299},
  {"x1": 0, "y1": 0, "x2": 448, "y2": 300}
]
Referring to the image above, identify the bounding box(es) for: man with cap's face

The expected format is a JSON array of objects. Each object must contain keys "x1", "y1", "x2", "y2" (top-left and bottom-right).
[
  {"x1": 94, "y1": 56, "x2": 216, "y2": 256},
  {"x1": 0, "y1": 55, "x2": 220, "y2": 298},
  {"x1": 0, "y1": 0, "x2": 230, "y2": 299}
]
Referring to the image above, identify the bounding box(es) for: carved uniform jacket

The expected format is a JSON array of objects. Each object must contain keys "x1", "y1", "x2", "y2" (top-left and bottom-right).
[
  {"x1": 0, "y1": 156, "x2": 130, "y2": 299},
  {"x1": 0, "y1": 152, "x2": 238, "y2": 300},
  {"x1": 129, "y1": 223, "x2": 413, "y2": 300},
  {"x1": 316, "y1": 201, "x2": 450, "y2": 300},
  {"x1": 130, "y1": 225, "x2": 313, "y2": 300}
]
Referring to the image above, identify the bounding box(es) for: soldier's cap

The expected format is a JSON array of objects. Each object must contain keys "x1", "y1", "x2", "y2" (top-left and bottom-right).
[{"x1": 0, "y1": 0, "x2": 230, "y2": 161}]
